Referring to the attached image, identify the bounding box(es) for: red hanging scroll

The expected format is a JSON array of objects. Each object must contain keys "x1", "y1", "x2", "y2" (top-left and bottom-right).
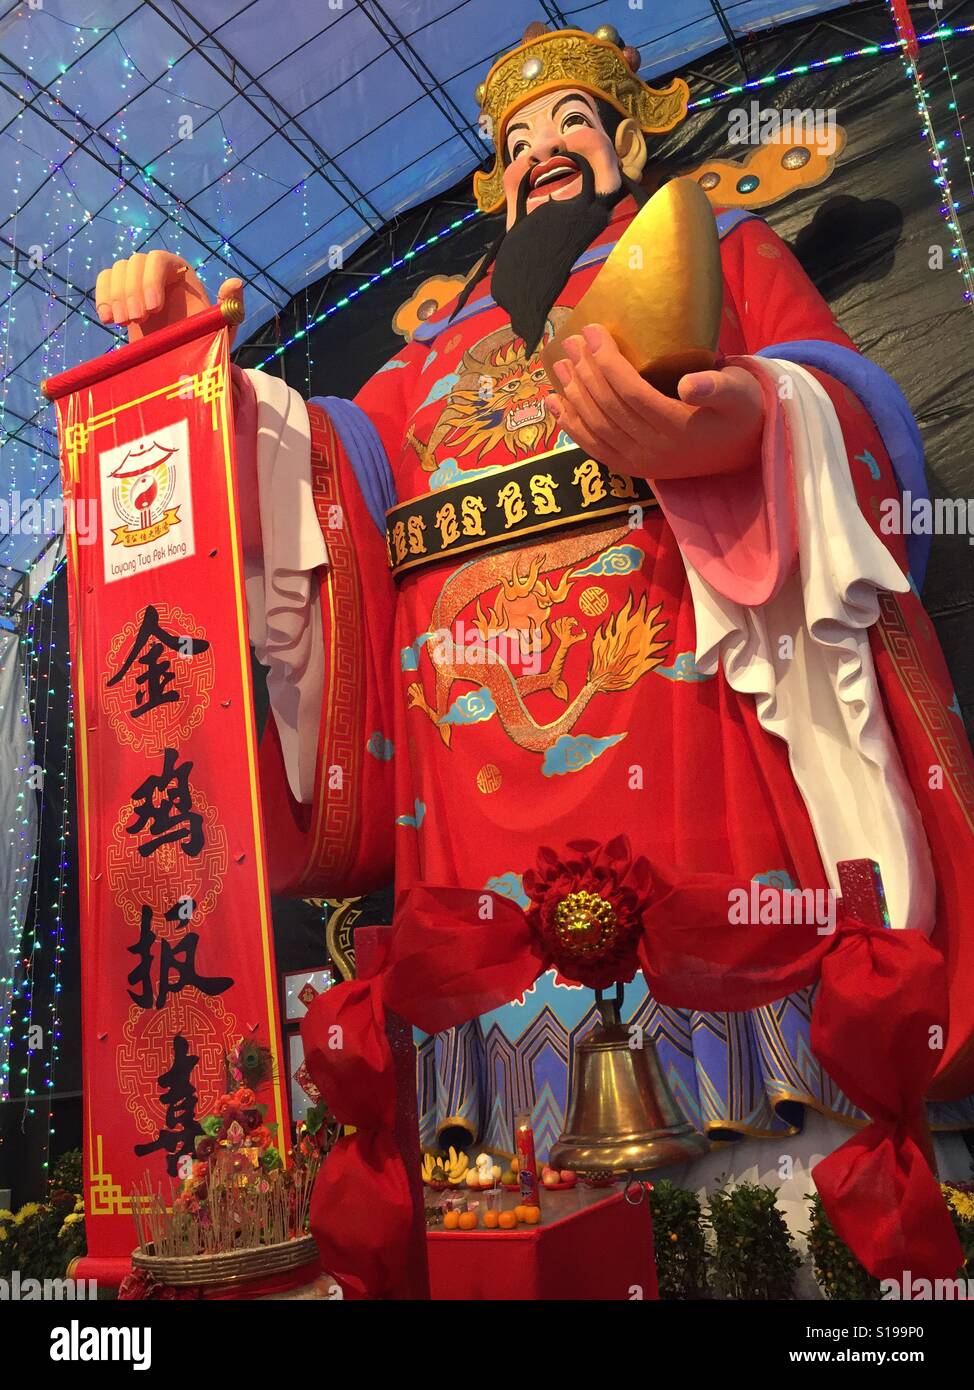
[
  {"x1": 889, "y1": 0, "x2": 920, "y2": 61},
  {"x1": 44, "y1": 304, "x2": 287, "y2": 1274}
]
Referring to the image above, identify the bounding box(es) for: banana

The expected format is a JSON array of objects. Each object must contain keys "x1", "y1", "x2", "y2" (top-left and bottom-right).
[
  {"x1": 423, "y1": 1145, "x2": 471, "y2": 1185},
  {"x1": 446, "y1": 1149, "x2": 469, "y2": 1185}
]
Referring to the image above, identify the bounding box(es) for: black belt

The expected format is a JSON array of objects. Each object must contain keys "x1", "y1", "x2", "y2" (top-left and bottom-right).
[{"x1": 384, "y1": 444, "x2": 658, "y2": 580}]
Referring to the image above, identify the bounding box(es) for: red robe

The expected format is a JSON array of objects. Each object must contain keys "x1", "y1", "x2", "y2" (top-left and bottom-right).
[{"x1": 258, "y1": 195, "x2": 974, "y2": 1099}]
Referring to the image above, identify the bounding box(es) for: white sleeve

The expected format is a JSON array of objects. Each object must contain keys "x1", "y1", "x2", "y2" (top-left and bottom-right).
[
  {"x1": 242, "y1": 370, "x2": 328, "y2": 806},
  {"x1": 681, "y1": 358, "x2": 933, "y2": 935}
]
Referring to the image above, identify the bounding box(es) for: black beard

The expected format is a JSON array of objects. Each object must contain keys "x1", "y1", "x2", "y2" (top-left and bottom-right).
[{"x1": 490, "y1": 154, "x2": 624, "y2": 354}]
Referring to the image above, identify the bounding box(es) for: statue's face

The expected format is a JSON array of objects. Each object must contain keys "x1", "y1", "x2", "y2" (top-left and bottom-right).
[{"x1": 502, "y1": 88, "x2": 622, "y2": 230}]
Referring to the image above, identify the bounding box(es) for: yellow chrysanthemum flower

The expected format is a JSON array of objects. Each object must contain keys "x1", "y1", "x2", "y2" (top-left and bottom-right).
[
  {"x1": 0, "y1": 1209, "x2": 13, "y2": 1222},
  {"x1": 942, "y1": 1184, "x2": 974, "y2": 1223},
  {"x1": 13, "y1": 1202, "x2": 43, "y2": 1224}
]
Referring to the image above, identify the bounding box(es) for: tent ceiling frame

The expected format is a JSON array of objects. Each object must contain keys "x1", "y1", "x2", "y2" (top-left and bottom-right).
[
  {"x1": 0, "y1": 12, "x2": 313, "y2": 311},
  {"x1": 358, "y1": 0, "x2": 490, "y2": 166},
  {"x1": 0, "y1": 22, "x2": 320, "y2": 468},
  {"x1": 232, "y1": 171, "x2": 481, "y2": 367},
  {"x1": 709, "y1": 0, "x2": 749, "y2": 78},
  {"x1": 0, "y1": 64, "x2": 294, "y2": 306},
  {"x1": 539, "y1": 2, "x2": 571, "y2": 28},
  {"x1": 146, "y1": 0, "x2": 388, "y2": 234}
]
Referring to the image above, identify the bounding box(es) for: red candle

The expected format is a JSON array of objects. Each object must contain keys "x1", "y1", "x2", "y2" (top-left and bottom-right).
[{"x1": 514, "y1": 1113, "x2": 540, "y2": 1207}]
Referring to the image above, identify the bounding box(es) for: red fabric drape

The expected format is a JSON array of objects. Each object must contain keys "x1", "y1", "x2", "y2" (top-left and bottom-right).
[
  {"x1": 259, "y1": 401, "x2": 397, "y2": 899},
  {"x1": 302, "y1": 940, "x2": 409, "y2": 1301},
  {"x1": 302, "y1": 889, "x2": 544, "y2": 1298},
  {"x1": 641, "y1": 871, "x2": 960, "y2": 1283},
  {"x1": 811, "y1": 933, "x2": 956, "y2": 1282},
  {"x1": 302, "y1": 868, "x2": 962, "y2": 1298}
]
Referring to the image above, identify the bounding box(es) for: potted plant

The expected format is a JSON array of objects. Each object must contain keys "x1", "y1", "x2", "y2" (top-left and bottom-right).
[{"x1": 707, "y1": 1180, "x2": 801, "y2": 1300}]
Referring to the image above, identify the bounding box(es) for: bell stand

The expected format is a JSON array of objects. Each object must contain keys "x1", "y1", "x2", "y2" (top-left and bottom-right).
[{"x1": 593, "y1": 981, "x2": 626, "y2": 1029}]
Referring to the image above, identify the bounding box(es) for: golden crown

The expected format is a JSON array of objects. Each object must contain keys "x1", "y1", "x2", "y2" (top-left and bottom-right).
[{"x1": 473, "y1": 23, "x2": 690, "y2": 213}]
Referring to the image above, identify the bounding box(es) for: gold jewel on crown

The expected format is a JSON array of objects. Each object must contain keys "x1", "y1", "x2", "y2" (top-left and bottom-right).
[{"x1": 473, "y1": 23, "x2": 690, "y2": 213}]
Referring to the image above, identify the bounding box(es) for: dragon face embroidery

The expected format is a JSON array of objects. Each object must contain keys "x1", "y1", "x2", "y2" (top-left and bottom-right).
[{"x1": 411, "y1": 313, "x2": 569, "y2": 472}]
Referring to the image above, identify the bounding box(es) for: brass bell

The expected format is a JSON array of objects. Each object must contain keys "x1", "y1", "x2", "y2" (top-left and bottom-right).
[{"x1": 550, "y1": 986, "x2": 709, "y2": 1175}]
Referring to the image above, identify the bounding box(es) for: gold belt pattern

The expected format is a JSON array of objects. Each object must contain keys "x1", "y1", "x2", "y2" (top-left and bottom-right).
[{"x1": 385, "y1": 444, "x2": 658, "y2": 580}]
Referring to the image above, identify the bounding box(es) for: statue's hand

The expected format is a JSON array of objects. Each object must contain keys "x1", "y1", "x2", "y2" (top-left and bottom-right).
[
  {"x1": 547, "y1": 324, "x2": 764, "y2": 481},
  {"x1": 94, "y1": 251, "x2": 244, "y2": 347}
]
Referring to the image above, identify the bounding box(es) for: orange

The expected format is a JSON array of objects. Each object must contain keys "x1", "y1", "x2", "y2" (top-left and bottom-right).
[
  {"x1": 513, "y1": 1204, "x2": 527, "y2": 1223},
  {"x1": 442, "y1": 1210, "x2": 461, "y2": 1230},
  {"x1": 458, "y1": 1211, "x2": 478, "y2": 1230},
  {"x1": 521, "y1": 1205, "x2": 541, "y2": 1225},
  {"x1": 498, "y1": 1210, "x2": 518, "y2": 1230},
  {"x1": 483, "y1": 1210, "x2": 499, "y2": 1229}
]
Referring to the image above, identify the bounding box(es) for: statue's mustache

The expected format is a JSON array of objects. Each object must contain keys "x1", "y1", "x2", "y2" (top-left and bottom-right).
[{"x1": 515, "y1": 150, "x2": 595, "y2": 220}]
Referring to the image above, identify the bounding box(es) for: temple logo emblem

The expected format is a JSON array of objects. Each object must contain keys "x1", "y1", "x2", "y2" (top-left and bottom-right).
[{"x1": 100, "y1": 419, "x2": 196, "y2": 584}]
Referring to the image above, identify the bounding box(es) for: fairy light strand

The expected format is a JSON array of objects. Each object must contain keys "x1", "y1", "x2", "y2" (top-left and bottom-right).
[
  {"x1": 933, "y1": 25, "x2": 974, "y2": 205},
  {"x1": 895, "y1": 22, "x2": 974, "y2": 307},
  {"x1": 689, "y1": 26, "x2": 974, "y2": 107}
]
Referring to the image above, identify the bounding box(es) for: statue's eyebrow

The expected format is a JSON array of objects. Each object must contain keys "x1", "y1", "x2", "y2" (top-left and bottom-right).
[
  {"x1": 550, "y1": 91, "x2": 596, "y2": 120},
  {"x1": 506, "y1": 92, "x2": 595, "y2": 147}
]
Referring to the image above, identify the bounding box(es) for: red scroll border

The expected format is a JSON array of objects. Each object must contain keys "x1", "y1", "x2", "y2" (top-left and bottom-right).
[{"x1": 47, "y1": 303, "x2": 288, "y2": 1280}]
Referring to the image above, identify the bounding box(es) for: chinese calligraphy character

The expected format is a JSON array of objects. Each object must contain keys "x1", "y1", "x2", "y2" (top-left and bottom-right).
[
  {"x1": 127, "y1": 747, "x2": 204, "y2": 858},
  {"x1": 134, "y1": 1034, "x2": 203, "y2": 1177},
  {"x1": 106, "y1": 604, "x2": 209, "y2": 719},
  {"x1": 127, "y1": 903, "x2": 233, "y2": 1010}
]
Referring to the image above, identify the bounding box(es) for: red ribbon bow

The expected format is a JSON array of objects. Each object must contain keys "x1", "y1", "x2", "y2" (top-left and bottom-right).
[{"x1": 302, "y1": 854, "x2": 961, "y2": 1298}]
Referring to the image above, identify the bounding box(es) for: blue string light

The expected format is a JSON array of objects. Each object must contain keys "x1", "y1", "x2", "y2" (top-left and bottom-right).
[{"x1": 252, "y1": 210, "x2": 480, "y2": 371}]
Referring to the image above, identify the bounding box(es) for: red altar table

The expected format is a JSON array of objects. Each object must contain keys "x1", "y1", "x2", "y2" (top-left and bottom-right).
[{"x1": 426, "y1": 1185, "x2": 658, "y2": 1301}]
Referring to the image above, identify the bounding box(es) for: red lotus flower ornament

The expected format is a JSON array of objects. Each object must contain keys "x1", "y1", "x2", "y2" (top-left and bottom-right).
[{"x1": 523, "y1": 835, "x2": 653, "y2": 990}]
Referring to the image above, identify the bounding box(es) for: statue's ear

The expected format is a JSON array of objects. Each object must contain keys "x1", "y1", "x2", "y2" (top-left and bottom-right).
[{"x1": 615, "y1": 117, "x2": 648, "y2": 181}]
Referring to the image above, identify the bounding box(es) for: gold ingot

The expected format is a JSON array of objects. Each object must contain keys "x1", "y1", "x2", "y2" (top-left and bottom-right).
[{"x1": 542, "y1": 177, "x2": 723, "y2": 399}]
